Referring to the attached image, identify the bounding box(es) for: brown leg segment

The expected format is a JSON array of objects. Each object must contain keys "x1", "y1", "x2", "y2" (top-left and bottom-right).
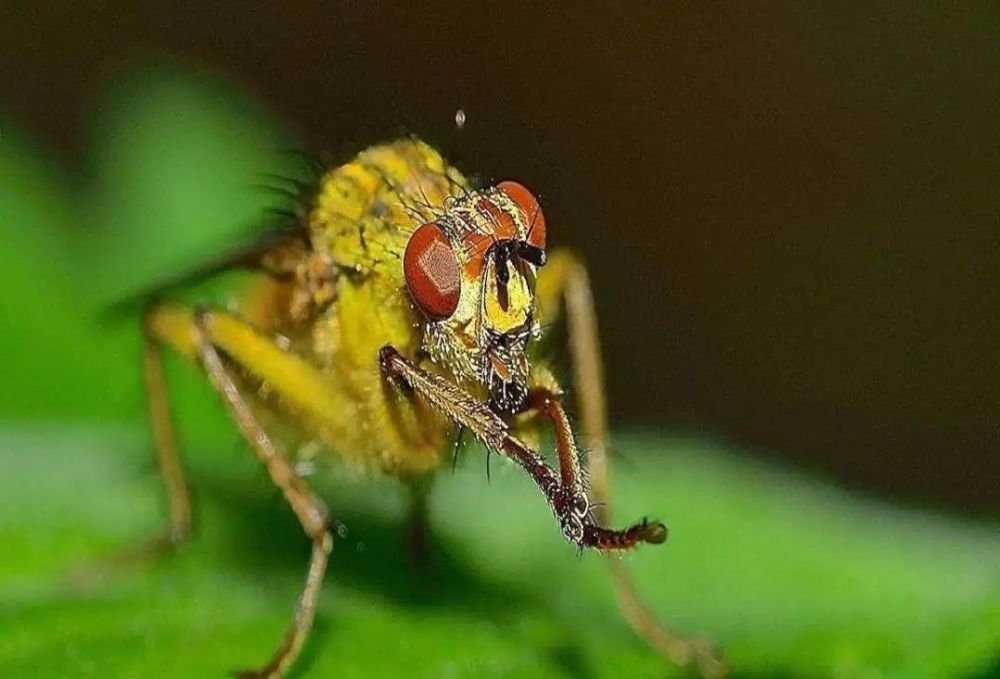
[
  {"x1": 524, "y1": 387, "x2": 667, "y2": 550},
  {"x1": 534, "y1": 249, "x2": 727, "y2": 678},
  {"x1": 379, "y1": 346, "x2": 664, "y2": 551},
  {"x1": 406, "y1": 480, "x2": 433, "y2": 572},
  {"x1": 527, "y1": 388, "x2": 585, "y2": 494}
]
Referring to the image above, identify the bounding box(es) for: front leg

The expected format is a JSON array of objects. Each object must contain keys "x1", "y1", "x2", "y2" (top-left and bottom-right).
[{"x1": 379, "y1": 346, "x2": 665, "y2": 550}]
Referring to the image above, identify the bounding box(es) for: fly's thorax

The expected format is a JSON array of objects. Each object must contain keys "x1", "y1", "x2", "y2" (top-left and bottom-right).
[{"x1": 308, "y1": 138, "x2": 465, "y2": 280}]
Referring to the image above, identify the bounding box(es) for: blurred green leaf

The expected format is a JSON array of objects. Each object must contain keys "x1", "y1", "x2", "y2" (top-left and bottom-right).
[
  {"x1": 84, "y1": 65, "x2": 299, "y2": 304},
  {"x1": 0, "y1": 130, "x2": 107, "y2": 419},
  {"x1": 0, "y1": 67, "x2": 297, "y2": 425},
  {"x1": 1, "y1": 429, "x2": 997, "y2": 678}
]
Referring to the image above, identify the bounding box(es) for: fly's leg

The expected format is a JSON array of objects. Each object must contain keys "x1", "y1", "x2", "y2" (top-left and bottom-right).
[
  {"x1": 533, "y1": 250, "x2": 610, "y2": 513},
  {"x1": 66, "y1": 323, "x2": 193, "y2": 589},
  {"x1": 534, "y1": 249, "x2": 727, "y2": 678},
  {"x1": 406, "y1": 479, "x2": 433, "y2": 572},
  {"x1": 142, "y1": 327, "x2": 192, "y2": 550},
  {"x1": 147, "y1": 304, "x2": 336, "y2": 679},
  {"x1": 379, "y1": 346, "x2": 664, "y2": 550}
]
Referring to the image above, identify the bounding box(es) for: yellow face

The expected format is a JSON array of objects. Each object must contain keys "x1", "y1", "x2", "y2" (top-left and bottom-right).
[{"x1": 403, "y1": 181, "x2": 547, "y2": 414}]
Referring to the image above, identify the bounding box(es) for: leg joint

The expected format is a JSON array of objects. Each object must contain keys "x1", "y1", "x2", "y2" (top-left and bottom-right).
[{"x1": 378, "y1": 344, "x2": 399, "y2": 375}]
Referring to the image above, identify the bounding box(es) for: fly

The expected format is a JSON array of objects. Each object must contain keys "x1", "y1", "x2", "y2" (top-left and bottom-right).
[{"x1": 123, "y1": 138, "x2": 725, "y2": 678}]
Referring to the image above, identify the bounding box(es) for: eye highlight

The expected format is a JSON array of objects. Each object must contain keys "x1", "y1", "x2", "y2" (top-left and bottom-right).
[
  {"x1": 498, "y1": 180, "x2": 546, "y2": 251},
  {"x1": 403, "y1": 222, "x2": 461, "y2": 320}
]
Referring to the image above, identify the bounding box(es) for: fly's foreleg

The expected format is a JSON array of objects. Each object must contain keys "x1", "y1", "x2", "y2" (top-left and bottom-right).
[
  {"x1": 534, "y1": 249, "x2": 727, "y2": 678},
  {"x1": 378, "y1": 346, "x2": 664, "y2": 551},
  {"x1": 68, "y1": 314, "x2": 195, "y2": 588},
  {"x1": 143, "y1": 325, "x2": 192, "y2": 549},
  {"x1": 405, "y1": 479, "x2": 433, "y2": 572},
  {"x1": 533, "y1": 250, "x2": 610, "y2": 515},
  {"x1": 524, "y1": 387, "x2": 667, "y2": 549}
]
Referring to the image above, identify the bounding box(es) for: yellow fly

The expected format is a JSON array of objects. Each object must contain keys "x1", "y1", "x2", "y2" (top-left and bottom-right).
[{"x1": 134, "y1": 138, "x2": 724, "y2": 678}]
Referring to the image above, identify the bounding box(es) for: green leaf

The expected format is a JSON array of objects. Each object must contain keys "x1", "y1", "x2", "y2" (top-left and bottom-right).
[
  {"x1": 0, "y1": 67, "x2": 298, "y2": 425},
  {"x1": 0, "y1": 130, "x2": 109, "y2": 420},
  {"x1": 84, "y1": 65, "x2": 300, "y2": 304},
  {"x1": 1, "y1": 428, "x2": 997, "y2": 678}
]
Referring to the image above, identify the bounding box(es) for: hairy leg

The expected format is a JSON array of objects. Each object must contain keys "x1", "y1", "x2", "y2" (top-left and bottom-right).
[
  {"x1": 148, "y1": 304, "x2": 336, "y2": 679},
  {"x1": 379, "y1": 346, "x2": 664, "y2": 550},
  {"x1": 406, "y1": 479, "x2": 434, "y2": 572}
]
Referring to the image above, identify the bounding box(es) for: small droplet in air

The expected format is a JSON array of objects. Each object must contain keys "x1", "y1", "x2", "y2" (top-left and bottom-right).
[{"x1": 454, "y1": 109, "x2": 466, "y2": 130}]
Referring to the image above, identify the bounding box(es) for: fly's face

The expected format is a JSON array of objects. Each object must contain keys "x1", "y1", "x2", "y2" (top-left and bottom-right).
[{"x1": 403, "y1": 181, "x2": 547, "y2": 415}]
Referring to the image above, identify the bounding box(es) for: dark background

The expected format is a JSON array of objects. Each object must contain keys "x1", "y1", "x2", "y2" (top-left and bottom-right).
[{"x1": 3, "y1": 3, "x2": 998, "y2": 514}]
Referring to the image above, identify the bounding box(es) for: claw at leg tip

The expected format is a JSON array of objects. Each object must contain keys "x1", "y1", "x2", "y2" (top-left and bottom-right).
[{"x1": 642, "y1": 521, "x2": 668, "y2": 544}]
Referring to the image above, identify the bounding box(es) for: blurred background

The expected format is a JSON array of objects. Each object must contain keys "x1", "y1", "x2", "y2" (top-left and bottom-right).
[
  {"x1": 2, "y1": 3, "x2": 999, "y2": 678},
  {"x1": 3, "y1": 2, "x2": 998, "y2": 515}
]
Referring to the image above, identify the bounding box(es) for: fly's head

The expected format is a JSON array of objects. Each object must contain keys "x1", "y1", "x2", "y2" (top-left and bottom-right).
[{"x1": 403, "y1": 181, "x2": 546, "y2": 415}]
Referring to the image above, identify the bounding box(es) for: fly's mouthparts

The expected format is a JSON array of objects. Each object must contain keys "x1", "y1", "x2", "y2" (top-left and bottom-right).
[{"x1": 488, "y1": 372, "x2": 528, "y2": 416}]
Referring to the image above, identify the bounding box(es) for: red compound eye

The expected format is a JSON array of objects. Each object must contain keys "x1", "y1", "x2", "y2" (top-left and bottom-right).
[
  {"x1": 404, "y1": 222, "x2": 461, "y2": 320},
  {"x1": 498, "y1": 180, "x2": 546, "y2": 250}
]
